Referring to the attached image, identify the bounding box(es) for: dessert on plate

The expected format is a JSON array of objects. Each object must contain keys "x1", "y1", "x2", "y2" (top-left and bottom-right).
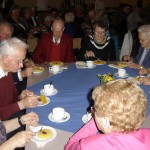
[
  {"x1": 94, "y1": 60, "x2": 105, "y2": 65},
  {"x1": 33, "y1": 66, "x2": 44, "y2": 72},
  {"x1": 38, "y1": 95, "x2": 47, "y2": 105},
  {"x1": 50, "y1": 61, "x2": 63, "y2": 66},
  {"x1": 37, "y1": 129, "x2": 53, "y2": 140}
]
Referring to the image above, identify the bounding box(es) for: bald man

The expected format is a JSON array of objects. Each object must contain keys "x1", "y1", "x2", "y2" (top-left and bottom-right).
[{"x1": 33, "y1": 18, "x2": 75, "y2": 63}]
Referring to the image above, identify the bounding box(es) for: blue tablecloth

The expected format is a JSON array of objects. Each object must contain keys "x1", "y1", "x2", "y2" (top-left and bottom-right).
[{"x1": 27, "y1": 64, "x2": 150, "y2": 133}]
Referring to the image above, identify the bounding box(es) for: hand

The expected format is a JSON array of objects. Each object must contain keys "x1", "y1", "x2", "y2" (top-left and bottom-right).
[
  {"x1": 128, "y1": 62, "x2": 142, "y2": 69},
  {"x1": 85, "y1": 51, "x2": 95, "y2": 58},
  {"x1": 10, "y1": 131, "x2": 35, "y2": 148},
  {"x1": 21, "y1": 112, "x2": 39, "y2": 126},
  {"x1": 123, "y1": 55, "x2": 133, "y2": 62},
  {"x1": 139, "y1": 68, "x2": 148, "y2": 75},
  {"x1": 20, "y1": 89, "x2": 35, "y2": 99},
  {"x1": 139, "y1": 77, "x2": 150, "y2": 85},
  {"x1": 24, "y1": 60, "x2": 35, "y2": 68},
  {"x1": 18, "y1": 95, "x2": 38, "y2": 110},
  {"x1": 20, "y1": 67, "x2": 34, "y2": 78}
]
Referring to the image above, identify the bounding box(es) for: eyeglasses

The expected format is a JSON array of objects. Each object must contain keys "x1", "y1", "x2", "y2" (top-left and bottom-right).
[
  {"x1": 7, "y1": 55, "x2": 24, "y2": 66},
  {"x1": 139, "y1": 38, "x2": 148, "y2": 43},
  {"x1": 91, "y1": 106, "x2": 96, "y2": 114}
]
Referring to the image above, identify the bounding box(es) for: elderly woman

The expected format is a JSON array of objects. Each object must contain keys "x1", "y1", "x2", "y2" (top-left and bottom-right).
[
  {"x1": 65, "y1": 79, "x2": 150, "y2": 150},
  {"x1": 123, "y1": 24, "x2": 150, "y2": 69},
  {"x1": 78, "y1": 20, "x2": 116, "y2": 61},
  {"x1": 0, "y1": 112, "x2": 38, "y2": 149}
]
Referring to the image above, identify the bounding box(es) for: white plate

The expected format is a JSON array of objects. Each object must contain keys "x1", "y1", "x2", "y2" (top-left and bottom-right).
[
  {"x1": 37, "y1": 96, "x2": 50, "y2": 107},
  {"x1": 30, "y1": 126, "x2": 57, "y2": 143},
  {"x1": 82, "y1": 114, "x2": 92, "y2": 124},
  {"x1": 86, "y1": 65, "x2": 96, "y2": 69},
  {"x1": 126, "y1": 77, "x2": 140, "y2": 85},
  {"x1": 33, "y1": 67, "x2": 45, "y2": 74},
  {"x1": 114, "y1": 72, "x2": 129, "y2": 78},
  {"x1": 48, "y1": 112, "x2": 70, "y2": 123},
  {"x1": 40, "y1": 89, "x2": 58, "y2": 96},
  {"x1": 49, "y1": 69, "x2": 63, "y2": 74}
]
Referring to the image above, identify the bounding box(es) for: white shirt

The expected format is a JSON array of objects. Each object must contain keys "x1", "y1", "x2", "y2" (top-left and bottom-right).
[
  {"x1": 52, "y1": 36, "x2": 61, "y2": 45},
  {"x1": 0, "y1": 67, "x2": 8, "y2": 79},
  {"x1": 139, "y1": 48, "x2": 149, "y2": 65}
]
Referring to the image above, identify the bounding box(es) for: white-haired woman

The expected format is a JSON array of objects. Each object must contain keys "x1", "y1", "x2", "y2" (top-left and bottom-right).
[{"x1": 65, "y1": 80, "x2": 150, "y2": 150}]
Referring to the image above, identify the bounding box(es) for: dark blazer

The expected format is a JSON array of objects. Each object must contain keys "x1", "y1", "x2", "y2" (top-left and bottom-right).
[
  {"x1": 32, "y1": 32, "x2": 75, "y2": 63},
  {"x1": 133, "y1": 46, "x2": 150, "y2": 68}
]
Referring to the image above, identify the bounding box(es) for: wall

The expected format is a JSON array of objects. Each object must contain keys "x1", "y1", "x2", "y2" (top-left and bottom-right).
[{"x1": 14, "y1": 0, "x2": 149, "y2": 8}]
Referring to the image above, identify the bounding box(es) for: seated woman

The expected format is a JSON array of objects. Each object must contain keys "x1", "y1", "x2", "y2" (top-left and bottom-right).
[
  {"x1": 65, "y1": 79, "x2": 150, "y2": 150},
  {"x1": 139, "y1": 67, "x2": 150, "y2": 85},
  {"x1": 123, "y1": 24, "x2": 150, "y2": 69},
  {"x1": 78, "y1": 20, "x2": 116, "y2": 61},
  {"x1": 0, "y1": 112, "x2": 38, "y2": 149}
]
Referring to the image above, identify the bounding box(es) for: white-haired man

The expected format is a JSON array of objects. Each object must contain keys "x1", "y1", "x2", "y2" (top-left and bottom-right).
[{"x1": 0, "y1": 38, "x2": 38, "y2": 120}]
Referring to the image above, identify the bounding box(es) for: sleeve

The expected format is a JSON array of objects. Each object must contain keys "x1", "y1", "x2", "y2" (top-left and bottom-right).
[
  {"x1": 0, "y1": 102, "x2": 20, "y2": 120},
  {"x1": 65, "y1": 119, "x2": 98, "y2": 150},
  {"x1": 108, "y1": 39, "x2": 116, "y2": 61},
  {"x1": 77, "y1": 38, "x2": 88, "y2": 61},
  {"x1": 120, "y1": 33, "x2": 132, "y2": 60},
  {"x1": 133, "y1": 47, "x2": 142, "y2": 64},
  {"x1": 64, "y1": 37, "x2": 76, "y2": 62},
  {"x1": 32, "y1": 34, "x2": 47, "y2": 64}
]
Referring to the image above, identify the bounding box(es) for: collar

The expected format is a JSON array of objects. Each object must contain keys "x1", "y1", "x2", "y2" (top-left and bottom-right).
[
  {"x1": 0, "y1": 67, "x2": 8, "y2": 79},
  {"x1": 52, "y1": 36, "x2": 61, "y2": 44}
]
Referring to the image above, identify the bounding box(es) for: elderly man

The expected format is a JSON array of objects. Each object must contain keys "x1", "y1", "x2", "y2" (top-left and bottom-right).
[
  {"x1": 33, "y1": 18, "x2": 75, "y2": 63},
  {"x1": 0, "y1": 38, "x2": 38, "y2": 120},
  {"x1": 123, "y1": 24, "x2": 150, "y2": 69},
  {"x1": 0, "y1": 21, "x2": 34, "y2": 94}
]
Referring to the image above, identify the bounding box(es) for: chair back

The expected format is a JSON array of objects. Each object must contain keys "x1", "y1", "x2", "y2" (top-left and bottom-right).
[{"x1": 73, "y1": 38, "x2": 81, "y2": 49}]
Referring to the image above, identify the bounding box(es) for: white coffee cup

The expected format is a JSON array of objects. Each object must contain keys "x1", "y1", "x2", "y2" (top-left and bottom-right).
[
  {"x1": 86, "y1": 60, "x2": 94, "y2": 68},
  {"x1": 118, "y1": 68, "x2": 126, "y2": 77},
  {"x1": 52, "y1": 107, "x2": 66, "y2": 121},
  {"x1": 49, "y1": 65, "x2": 60, "y2": 74},
  {"x1": 43, "y1": 84, "x2": 54, "y2": 95}
]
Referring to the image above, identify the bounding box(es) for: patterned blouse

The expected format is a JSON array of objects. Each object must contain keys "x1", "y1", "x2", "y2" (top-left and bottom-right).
[{"x1": 0, "y1": 121, "x2": 6, "y2": 144}]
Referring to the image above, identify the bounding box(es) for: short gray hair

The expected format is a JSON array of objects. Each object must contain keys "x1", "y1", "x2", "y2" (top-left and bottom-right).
[
  {"x1": 0, "y1": 38, "x2": 28, "y2": 58},
  {"x1": 0, "y1": 21, "x2": 13, "y2": 33},
  {"x1": 138, "y1": 24, "x2": 150, "y2": 39}
]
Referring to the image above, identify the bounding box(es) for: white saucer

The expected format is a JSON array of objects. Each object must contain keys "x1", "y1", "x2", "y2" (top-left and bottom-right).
[
  {"x1": 82, "y1": 114, "x2": 92, "y2": 124},
  {"x1": 40, "y1": 89, "x2": 58, "y2": 96},
  {"x1": 114, "y1": 72, "x2": 129, "y2": 78},
  {"x1": 86, "y1": 65, "x2": 96, "y2": 69},
  {"x1": 30, "y1": 125, "x2": 57, "y2": 143},
  {"x1": 48, "y1": 112, "x2": 70, "y2": 123},
  {"x1": 49, "y1": 69, "x2": 63, "y2": 74}
]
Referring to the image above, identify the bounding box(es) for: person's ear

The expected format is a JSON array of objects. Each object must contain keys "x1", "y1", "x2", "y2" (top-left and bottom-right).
[
  {"x1": 96, "y1": 116, "x2": 111, "y2": 132},
  {"x1": 2, "y1": 54, "x2": 9, "y2": 63}
]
